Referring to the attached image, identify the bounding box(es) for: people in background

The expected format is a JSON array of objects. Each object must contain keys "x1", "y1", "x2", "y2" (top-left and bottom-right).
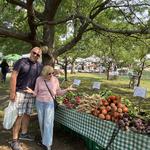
[
  {"x1": 25, "y1": 65, "x2": 76, "y2": 150},
  {"x1": 9, "y1": 47, "x2": 42, "y2": 150},
  {"x1": 0, "y1": 59, "x2": 9, "y2": 83}
]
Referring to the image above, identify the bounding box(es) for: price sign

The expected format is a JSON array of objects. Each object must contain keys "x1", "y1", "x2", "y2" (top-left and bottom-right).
[
  {"x1": 73, "y1": 79, "x2": 81, "y2": 86},
  {"x1": 92, "y1": 82, "x2": 101, "y2": 89},
  {"x1": 133, "y1": 86, "x2": 147, "y2": 98}
]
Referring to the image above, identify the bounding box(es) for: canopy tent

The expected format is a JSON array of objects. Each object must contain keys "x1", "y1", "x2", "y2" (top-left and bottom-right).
[
  {"x1": 4, "y1": 54, "x2": 21, "y2": 61},
  {"x1": 146, "y1": 54, "x2": 150, "y2": 59},
  {"x1": 76, "y1": 55, "x2": 101, "y2": 63},
  {"x1": 75, "y1": 57, "x2": 85, "y2": 63},
  {"x1": 85, "y1": 55, "x2": 101, "y2": 63}
]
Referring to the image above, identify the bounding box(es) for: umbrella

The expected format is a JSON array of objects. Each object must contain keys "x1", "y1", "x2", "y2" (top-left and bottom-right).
[{"x1": 4, "y1": 54, "x2": 21, "y2": 61}]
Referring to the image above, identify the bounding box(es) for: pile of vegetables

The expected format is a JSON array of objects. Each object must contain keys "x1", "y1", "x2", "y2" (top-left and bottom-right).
[
  {"x1": 76, "y1": 94, "x2": 101, "y2": 113},
  {"x1": 118, "y1": 113, "x2": 150, "y2": 135},
  {"x1": 62, "y1": 91, "x2": 82, "y2": 109},
  {"x1": 58, "y1": 90, "x2": 150, "y2": 135},
  {"x1": 91, "y1": 95, "x2": 128, "y2": 122}
]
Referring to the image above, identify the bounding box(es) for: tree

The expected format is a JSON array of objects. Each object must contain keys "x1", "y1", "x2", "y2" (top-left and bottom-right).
[
  {"x1": 0, "y1": 0, "x2": 150, "y2": 65},
  {"x1": 128, "y1": 39, "x2": 150, "y2": 86}
]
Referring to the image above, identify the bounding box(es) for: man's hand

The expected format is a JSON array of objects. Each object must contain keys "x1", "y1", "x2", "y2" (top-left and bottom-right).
[{"x1": 9, "y1": 92, "x2": 16, "y2": 102}]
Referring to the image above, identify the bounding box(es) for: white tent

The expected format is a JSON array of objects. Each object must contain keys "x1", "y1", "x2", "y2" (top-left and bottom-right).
[
  {"x1": 85, "y1": 55, "x2": 100, "y2": 62},
  {"x1": 75, "y1": 57, "x2": 85, "y2": 63},
  {"x1": 146, "y1": 54, "x2": 150, "y2": 59}
]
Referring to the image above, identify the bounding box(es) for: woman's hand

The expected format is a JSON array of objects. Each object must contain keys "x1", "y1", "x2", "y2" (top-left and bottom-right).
[
  {"x1": 24, "y1": 87, "x2": 34, "y2": 94},
  {"x1": 67, "y1": 85, "x2": 77, "y2": 91}
]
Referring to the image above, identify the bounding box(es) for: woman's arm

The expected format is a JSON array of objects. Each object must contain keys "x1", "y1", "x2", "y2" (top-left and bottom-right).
[{"x1": 56, "y1": 78, "x2": 76, "y2": 96}]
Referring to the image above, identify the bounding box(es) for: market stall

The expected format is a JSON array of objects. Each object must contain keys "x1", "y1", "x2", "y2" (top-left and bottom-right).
[{"x1": 55, "y1": 106, "x2": 150, "y2": 150}]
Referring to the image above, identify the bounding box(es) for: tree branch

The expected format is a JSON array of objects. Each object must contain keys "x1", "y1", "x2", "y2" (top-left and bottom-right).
[
  {"x1": 36, "y1": 15, "x2": 75, "y2": 26},
  {"x1": 6, "y1": 0, "x2": 43, "y2": 21},
  {"x1": 78, "y1": 15, "x2": 150, "y2": 35},
  {"x1": 0, "y1": 27, "x2": 41, "y2": 46},
  {"x1": 90, "y1": 0, "x2": 111, "y2": 19},
  {"x1": 6, "y1": 0, "x2": 27, "y2": 9},
  {"x1": 54, "y1": 23, "x2": 88, "y2": 56},
  {"x1": 91, "y1": 21, "x2": 150, "y2": 35}
]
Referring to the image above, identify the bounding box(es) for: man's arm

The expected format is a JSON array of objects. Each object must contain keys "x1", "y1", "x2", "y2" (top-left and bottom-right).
[{"x1": 10, "y1": 70, "x2": 18, "y2": 101}]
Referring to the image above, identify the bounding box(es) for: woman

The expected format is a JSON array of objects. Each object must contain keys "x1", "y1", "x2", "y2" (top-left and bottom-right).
[{"x1": 25, "y1": 65, "x2": 76, "y2": 150}]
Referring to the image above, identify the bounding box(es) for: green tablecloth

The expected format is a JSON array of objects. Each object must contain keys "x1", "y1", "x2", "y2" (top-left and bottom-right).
[{"x1": 55, "y1": 106, "x2": 150, "y2": 150}]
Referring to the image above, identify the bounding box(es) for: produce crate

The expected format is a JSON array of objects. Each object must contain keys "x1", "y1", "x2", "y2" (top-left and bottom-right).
[{"x1": 55, "y1": 106, "x2": 150, "y2": 150}]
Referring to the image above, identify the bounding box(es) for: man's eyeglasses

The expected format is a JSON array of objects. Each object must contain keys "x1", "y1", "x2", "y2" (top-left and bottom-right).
[{"x1": 32, "y1": 51, "x2": 40, "y2": 57}]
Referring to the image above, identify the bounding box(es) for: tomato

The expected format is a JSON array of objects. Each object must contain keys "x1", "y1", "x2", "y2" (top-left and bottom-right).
[
  {"x1": 110, "y1": 103, "x2": 116, "y2": 107},
  {"x1": 122, "y1": 107, "x2": 128, "y2": 113},
  {"x1": 106, "y1": 106, "x2": 111, "y2": 111},
  {"x1": 109, "y1": 95, "x2": 117, "y2": 101},
  {"x1": 103, "y1": 100, "x2": 109, "y2": 106},
  {"x1": 105, "y1": 114, "x2": 111, "y2": 120},
  {"x1": 113, "y1": 112, "x2": 119, "y2": 118},
  {"x1": 117, "y1": 103, "x2": 123, "y2": 108},
  {"x1": 101, "y1": 109, "x2": 107, "y2": 115}
]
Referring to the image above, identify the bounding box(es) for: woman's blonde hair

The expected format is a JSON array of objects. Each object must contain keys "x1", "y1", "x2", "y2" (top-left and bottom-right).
[{"x1": 41, "y1": 65, "x2": 54, "y2": 77}]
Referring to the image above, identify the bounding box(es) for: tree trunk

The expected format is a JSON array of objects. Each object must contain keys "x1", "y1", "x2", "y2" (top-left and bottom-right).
[
  {"x1": 42, "y1": 53, "x2": 55, "y2": 67},
  {"x1": 64, "y1": 56, "x2": 68, "y2": 81},
  {"x1": 137, "y1": 59, "x2": 145, "y2": 86},
  {"x1": 71, "y1": 60, "x2": 76, "y2": 74},
  {"x1": 41, "y1": 24, "x2": 56, "y2": 66},
  {"x1": 106, "y1": 61, "x2": 112, "y2": 80}
]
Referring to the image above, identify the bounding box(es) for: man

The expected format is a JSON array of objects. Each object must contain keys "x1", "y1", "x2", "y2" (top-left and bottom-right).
[{"x1": 9, "y1": 47, "x2": 43, "y2": 150}]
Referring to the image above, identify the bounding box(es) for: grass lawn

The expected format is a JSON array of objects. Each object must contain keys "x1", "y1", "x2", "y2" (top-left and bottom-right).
[{"x1": 62, "y1": 72, "x2": 150, "y2": 97}]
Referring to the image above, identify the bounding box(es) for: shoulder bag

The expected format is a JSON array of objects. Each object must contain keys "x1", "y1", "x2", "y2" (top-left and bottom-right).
[{"x1": 44, "y1": 80, "x2": 59, "y2": 111}]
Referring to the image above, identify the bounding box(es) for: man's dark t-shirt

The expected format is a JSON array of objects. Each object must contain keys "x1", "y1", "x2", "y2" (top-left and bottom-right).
[{"x1": 13, "y1": 58, "x2": 42, "y2": 91}]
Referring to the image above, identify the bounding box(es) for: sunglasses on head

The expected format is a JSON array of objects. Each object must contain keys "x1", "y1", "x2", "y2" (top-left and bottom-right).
[
  {"x1": 32, "y1": 51, "x2": 40, "y2": 57},
  {"x1": 48, "y1": 72, "x2": 54, "y2": 75}
]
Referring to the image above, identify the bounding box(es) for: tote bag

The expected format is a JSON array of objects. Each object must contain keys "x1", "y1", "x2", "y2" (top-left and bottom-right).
[{"x1": 3, "y1": 101, "x2": 18, "y2": 130}]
